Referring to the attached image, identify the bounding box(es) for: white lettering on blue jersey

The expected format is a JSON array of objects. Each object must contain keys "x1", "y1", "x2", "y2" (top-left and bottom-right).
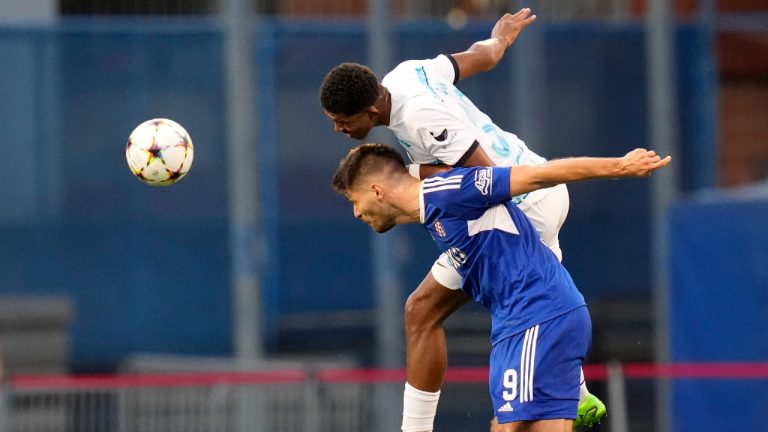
[{"x1": 474, "y1": 168, "x2": 493, "y2": 195}]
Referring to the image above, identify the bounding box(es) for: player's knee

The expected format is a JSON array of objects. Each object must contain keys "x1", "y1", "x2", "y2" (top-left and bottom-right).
[
  {"x1": 404, "y1": 292, "x2": 423, "y2": 329},
  {"x1": 404, "y1": 291, "x2": 434, "y2": 334}
]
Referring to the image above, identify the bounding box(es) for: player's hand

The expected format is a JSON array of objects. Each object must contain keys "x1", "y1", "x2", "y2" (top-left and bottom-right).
[
  {"x1": 618, "y1": 148, "x2": 672, "y2": 177},
  {"x1": 491, "y1": 8, "x2": 537, "y2": 48}
]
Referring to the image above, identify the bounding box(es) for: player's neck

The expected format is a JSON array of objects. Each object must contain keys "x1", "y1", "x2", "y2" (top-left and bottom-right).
[
  {"x1": 376, "y1": 86, "x2": 392, "y2": 126},
  {"x1": 393, "y1": 175, "x2": 422, "y2": 224}
]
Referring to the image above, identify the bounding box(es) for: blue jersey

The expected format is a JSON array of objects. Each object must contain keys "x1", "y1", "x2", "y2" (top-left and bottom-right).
[{"x1": 419, "y1": 167, "x2": 585, "y2": 344}]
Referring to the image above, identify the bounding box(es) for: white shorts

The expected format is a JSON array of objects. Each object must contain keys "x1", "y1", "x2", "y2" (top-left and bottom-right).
[{"x1": 431, "y1": 183, "x2": 570, "y2": 290}]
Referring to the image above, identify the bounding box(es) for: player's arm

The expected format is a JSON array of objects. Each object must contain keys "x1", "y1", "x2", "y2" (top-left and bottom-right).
[
  {"x1": 508, "y1": 148, "x2": 672, "y2": 196},
  {"x1": 411, "y1": 141, "x2": 496, "y2": 179},
  {"x1": 450, "y1": 8, "x2": 537, "y2": 81}
]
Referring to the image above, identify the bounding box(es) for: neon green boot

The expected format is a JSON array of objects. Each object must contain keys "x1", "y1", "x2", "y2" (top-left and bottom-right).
[{"x1": 573, "y1": 393, "x2": 606, "y2": 429}]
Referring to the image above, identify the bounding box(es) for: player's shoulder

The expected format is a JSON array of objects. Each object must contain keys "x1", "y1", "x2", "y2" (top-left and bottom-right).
[
  {"x1": 383, "y1": 55, "x2": 453, "y2": 83},
  {"x1": 422, "y1": 166, "x2": 500, "y2": 211},
  {"x1": 392, "y1": 96, "x2": 452, "y2": 140},
  {"x1": 422, "y1": 169, "x2": 467, "y2": 203},
  {"x1": 399, "y1": 94, "x2": 443, "y2": 117},
  {"x1": 382, "y1": 59, "x2": 420, "y2": 85},
  {"x1": 423, "y1": 166, "x2": 480, "y2": 188},
  {"x1": 426, "y1": 166, "x2": 507, "y2": 191}
]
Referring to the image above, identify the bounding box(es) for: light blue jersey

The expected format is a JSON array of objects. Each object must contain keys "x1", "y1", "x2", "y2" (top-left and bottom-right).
[
  {"x1": 419, "y1": 166, "x2": 585, "y2": 344},
  {"x1": 383, "y1": 55, "x2": 546, "y2": 204}
]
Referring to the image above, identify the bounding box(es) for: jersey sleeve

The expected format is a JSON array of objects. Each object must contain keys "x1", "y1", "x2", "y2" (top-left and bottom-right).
[
  {"x1": 424, "y1": 54, "x2": 459, "y2": 84},
  {"x1": 383, "y1": 55, "x2": 456, "y2": 90},
  {"x1": 423, "y1": 167, "x2": 511, "y2": 218}
]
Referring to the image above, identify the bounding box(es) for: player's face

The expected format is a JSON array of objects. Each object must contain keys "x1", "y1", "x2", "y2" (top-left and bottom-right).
[
  {"x1": 345, "y1": 183, "x2": 397, "y2": 233},
  {"x1": 324, "y1": 109, "x2": 376, "y2": 140}
]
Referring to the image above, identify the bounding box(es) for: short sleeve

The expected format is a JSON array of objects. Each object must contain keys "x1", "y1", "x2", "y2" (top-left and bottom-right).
[
  {"x1": 427, "y1": 54, "x2": 459, "y2": 84},
  {"x1": 423, "y1": 167, "x2": 511, "y2": 218},
  {"x1": 468, "y1": 166, "x2": 511, "y2": 208}
]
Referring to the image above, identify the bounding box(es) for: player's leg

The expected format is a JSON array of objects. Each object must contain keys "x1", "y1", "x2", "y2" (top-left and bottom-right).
[
  {"x1": 574, "y1": 370, "x2": 606, "y2": 428},
  {"x1": 402, "y1": 262, "x2": 470, "y2": 431},
  {"x1": 405, "y1": 263, "x2": 469, "y2": 391},
  {"x1": 497, "y1": 419, "x2": 573, "y2": 432},
  {"x1": 491, "y1": 416, "x2": 572, "y2": 432},
  {"x1": 517, "y1": 184, "x2": 605, "y2": 427},
  {"x1": 488, "y1": 307, "x2": 591, "y2": 432}
]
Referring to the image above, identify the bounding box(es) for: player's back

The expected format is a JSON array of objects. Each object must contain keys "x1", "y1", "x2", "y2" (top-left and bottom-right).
[{"x1": 382, "y1": 55, "x2": 545, "y2": 170}]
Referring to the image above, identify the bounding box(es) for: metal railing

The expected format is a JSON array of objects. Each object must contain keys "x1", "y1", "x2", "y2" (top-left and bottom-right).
[{"x1": 4, "y1": 362, "x2": 768, "y2": 432}]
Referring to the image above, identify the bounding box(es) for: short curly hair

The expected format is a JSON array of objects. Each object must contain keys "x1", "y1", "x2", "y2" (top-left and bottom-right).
[
  {"x1": 332, "y1": 143, "x2": 407, "y2": 194},
  {"x1": 320, "y1": 63, "x2": 380, "y2": 116}
]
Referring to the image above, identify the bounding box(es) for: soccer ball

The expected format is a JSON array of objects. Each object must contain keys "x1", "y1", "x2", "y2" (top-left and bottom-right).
[{"x1": 126, "y1": 118, "x2": 194, "y2": 186}]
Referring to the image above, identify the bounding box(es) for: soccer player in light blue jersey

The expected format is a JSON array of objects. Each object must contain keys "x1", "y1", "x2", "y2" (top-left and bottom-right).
[
  {"x1": 320, "y1": 9, "x2": 609, "y2": 428},
  {"x1": 332, "y1": 143, "x2": 670, "y2": 432}
]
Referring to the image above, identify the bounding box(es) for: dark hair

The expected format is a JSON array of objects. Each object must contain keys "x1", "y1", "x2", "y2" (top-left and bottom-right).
[
  {"x1": 320, "y1": 63, "x2": 380, "y2": 116},
  {"x1": 332, "y1": 143, "x2": 407, "y2": 193}
]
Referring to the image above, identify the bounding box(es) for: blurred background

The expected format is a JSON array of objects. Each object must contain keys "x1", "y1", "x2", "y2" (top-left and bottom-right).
[{"x1": 0, "y1": 0, "x2": 766, "y2": 431}]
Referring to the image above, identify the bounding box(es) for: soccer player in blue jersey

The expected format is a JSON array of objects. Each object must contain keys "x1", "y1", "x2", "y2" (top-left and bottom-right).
[
  {"x1": 320, "y1": 9, "x2": 608, "y2": 427},
  {"x1": 331, "y1": 143, "x2": 670, "y2": 432}
]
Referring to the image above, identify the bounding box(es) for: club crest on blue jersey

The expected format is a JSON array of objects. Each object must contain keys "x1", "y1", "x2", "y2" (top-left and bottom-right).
[
  {"x1": 434, "y1": 220, "x2": 446, "y2": 237},
  {"x1": 474, "y1": 168, "x2": 492, "y2": 195}
]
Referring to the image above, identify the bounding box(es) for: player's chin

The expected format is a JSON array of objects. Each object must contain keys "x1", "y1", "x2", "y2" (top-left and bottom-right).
[
  {"x1": 373, "y1": 221, "x2": 396, "y2": 233},
  {"x1": 349, "y1": 130, "x2": 370, "y2": 140}
]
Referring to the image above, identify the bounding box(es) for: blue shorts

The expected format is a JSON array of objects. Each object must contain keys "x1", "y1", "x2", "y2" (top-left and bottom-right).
[{"x1": 489, "y1": 306, "x2": 592, "y2": 423}]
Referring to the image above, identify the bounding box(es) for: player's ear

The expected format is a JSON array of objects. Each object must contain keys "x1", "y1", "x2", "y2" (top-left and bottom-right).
[
  {"x1": 371, "y1": 183, "x2": 385, "y2": 199},
  {"x1": 366, "y1": 104, "x2": 379, "y2": 117}
]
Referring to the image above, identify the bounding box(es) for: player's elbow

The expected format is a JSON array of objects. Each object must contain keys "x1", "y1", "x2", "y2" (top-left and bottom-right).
[
  {"x1": 509, "y1": 167, "x2": 552, "y2": 196},
  {"x1": 472, "y1": 55, "x2": 501, "y2": 75}
]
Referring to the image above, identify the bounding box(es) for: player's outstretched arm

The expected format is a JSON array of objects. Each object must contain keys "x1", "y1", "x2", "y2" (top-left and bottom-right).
[
  {"x1": 451, "y1": 8, "x2": 537, "y2": 81},
  {"x1": 507, "y1": 148, "x2": 672, "y2": 197}
]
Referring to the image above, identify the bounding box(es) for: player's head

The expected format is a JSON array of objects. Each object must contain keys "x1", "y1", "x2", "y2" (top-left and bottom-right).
[
  {"x1": 320, "y1": 63, "x2": 383, "y2": 140},
  {"x1": 332, "y1": 143, "x2": 408, "y2": 233}
]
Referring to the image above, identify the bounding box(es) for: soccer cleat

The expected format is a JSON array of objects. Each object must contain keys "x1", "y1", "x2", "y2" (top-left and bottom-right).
[{"x1": 573, "y1": 393, "x2": 606, "y2": 429}]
